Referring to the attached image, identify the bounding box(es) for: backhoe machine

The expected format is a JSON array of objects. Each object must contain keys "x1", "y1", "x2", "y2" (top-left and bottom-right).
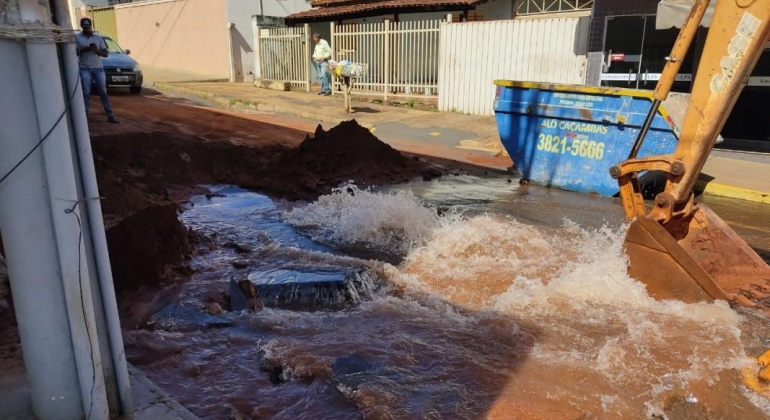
[
  {"x1": 611, "y1": 0, "x2": 770, "y2": 307},
  {"x1": 609, "y1": 0, "x2": 770, "y2": 394}
]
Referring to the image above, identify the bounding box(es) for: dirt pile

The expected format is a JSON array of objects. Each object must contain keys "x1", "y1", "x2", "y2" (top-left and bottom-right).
[
  {"x1": 93, "y1": 120, "x2": 437, "y2": 219},
  {"x1": 260, "y1": 120, "x2": 439, "y2": 200},
  {"x1": 91, "y1": 132, "x2": 285, "y2": 227},
  {"x1": 89, "y1": 121, "x2": 441, "y2": 293}
]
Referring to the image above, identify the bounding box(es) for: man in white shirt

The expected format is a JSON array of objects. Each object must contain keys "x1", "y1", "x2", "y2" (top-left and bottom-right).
[
  {"x1": 75, "y1": 17, "x2": 118, "y2": 123},
  {"x1": 312, "y1": 33, "x2": 332, "y2": 96}
]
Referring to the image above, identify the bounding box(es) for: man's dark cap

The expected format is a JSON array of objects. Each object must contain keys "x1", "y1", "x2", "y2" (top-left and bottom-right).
[{"x1": 80, "y1": 17, "x2": 92, "y2": 27}]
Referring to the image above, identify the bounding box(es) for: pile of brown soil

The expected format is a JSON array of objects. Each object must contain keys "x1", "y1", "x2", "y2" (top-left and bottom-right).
[
  {"x1": 259, "y1": 120, "x2": 440, "y2": 201},
  {"x1": 89, "y1": 120, "x2": 441, "y2": 293},
  {"x1": 91, "y1": 132, "x2": 286, "y2": 227}
]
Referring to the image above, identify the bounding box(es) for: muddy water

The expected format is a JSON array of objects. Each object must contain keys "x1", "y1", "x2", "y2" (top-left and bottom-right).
[{"x1": 125, "y1": 179, "x2": 770, "y2": 420}]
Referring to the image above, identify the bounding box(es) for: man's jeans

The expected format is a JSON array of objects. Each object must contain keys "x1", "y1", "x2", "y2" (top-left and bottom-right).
[
  {"x1": 80, "y1": 67, "x2": 114, "y2": 117},
  {"x1": 314, "y1": 61, "x2": 331, "y2": 94}
]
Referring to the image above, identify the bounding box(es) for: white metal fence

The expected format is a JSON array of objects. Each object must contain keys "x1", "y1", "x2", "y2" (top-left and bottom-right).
[
  {"x1": 438, "y1": 17, "x2": 590, "y2": 115},
  {"x1": 331, "y1": 20, "x2": 442, "y2": 99},
  {"x1": 257, "y1": 26, "x2": 310, "y2": 90},
  {"x1": 254, "y1": 17, "x2": 592, "y2": 115}
]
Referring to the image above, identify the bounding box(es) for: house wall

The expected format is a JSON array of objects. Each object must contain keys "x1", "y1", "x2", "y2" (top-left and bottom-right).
[
  {"x1": 228, "y1": 0, "x2": 311, "y2": 82},
  {"x1": 115, "y1": 0, "x2": 230, "y2": 77}
]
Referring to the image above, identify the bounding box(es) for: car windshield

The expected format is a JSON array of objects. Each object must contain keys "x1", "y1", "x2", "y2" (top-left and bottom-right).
[{"x1": 104, "y1": 37, "x2": 124, "y2": 54}]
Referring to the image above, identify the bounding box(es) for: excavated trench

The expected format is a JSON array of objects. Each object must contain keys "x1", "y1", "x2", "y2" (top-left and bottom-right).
[
  {"x1": 2, "y1": 119, "x2": 770, "y2": 420},
  {"x1": 0, "y1": 120, "x2": 451, "y2": 408}
]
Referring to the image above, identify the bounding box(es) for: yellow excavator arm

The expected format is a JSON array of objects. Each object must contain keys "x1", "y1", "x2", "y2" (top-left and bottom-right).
[{"x1": 610, "y1": 0, "x2": 770, "y2": 306}]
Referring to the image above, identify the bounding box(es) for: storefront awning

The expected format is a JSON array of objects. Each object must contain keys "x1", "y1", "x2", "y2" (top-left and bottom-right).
[{"x1": 656, "y1": 0, "x2": 715, "y2": 30}]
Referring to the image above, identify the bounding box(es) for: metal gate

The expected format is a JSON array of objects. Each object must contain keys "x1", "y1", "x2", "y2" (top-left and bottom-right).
[
  {"x1": 88, "y1": 6, "x2": 119, "y2": 42},
  {"x1": 257, "y1": 26, "x2": 310, "y2": 90}
]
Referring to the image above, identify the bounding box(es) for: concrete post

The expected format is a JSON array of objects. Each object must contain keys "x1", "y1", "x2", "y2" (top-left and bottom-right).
[
  {"x1": 51, "y1": 0, "x2": 134, "y2": 413},
  {"x1": 227, "y1": 22, "x2": 237, "y2": 83},
  {"x1": 253, "y1": 18, "x2": 262, "y2": 80},
  {"x1": 0, "y1": 38, "x2": 86, "y2": 420},
  {"x1": 25, "y1": 39, "x2": 111, "y2": 420},
  {"x1": 0, "y1": 0, "x2": 123, "y2": 417}
]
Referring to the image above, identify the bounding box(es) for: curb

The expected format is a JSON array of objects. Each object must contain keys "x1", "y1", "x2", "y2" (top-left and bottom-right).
[
  {"x1": 129, "y1": 364, "x2": 200, "y2": 420},
  {"x1": 696, "y1": 180, "x2": 770, "y2": 204},
  {"x1": 147, "y1": 81, "x2": 373, "y2": 129}
]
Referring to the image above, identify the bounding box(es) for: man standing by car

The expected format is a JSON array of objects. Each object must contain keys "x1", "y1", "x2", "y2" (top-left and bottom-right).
[
  {"x1": 75, "y1": 17, "x2": 118, "y2": 123},
  {"x1": 312, "y1": 33, "x2": 332, "y2": 96}
]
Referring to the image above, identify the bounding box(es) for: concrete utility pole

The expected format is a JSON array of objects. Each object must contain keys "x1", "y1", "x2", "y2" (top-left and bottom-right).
[{"x1": 0, "y1": 0, "x2": 132, "y2": 418}]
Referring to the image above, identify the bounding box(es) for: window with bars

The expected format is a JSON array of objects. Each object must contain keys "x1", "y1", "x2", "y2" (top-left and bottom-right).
[{"x1": 515, "y1": 0, "x2": 594, "y2": 16}]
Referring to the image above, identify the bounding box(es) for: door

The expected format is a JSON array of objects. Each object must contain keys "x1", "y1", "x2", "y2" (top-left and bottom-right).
[
  {"x1": 601, "y1": 16, "x2": 645, "y2": 88},
  {"x1": 636, "y1": 16, "x2": 695, "y2": 91},
  {"x1": 601, "y1": 15, "x2": 696, "y2": 91}
]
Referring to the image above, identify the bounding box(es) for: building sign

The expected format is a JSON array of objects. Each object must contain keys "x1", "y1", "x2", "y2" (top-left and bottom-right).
[
  {"x1": 600, "y1": 73, "x2": 693, "y2": 82},
  {"x1": 610, "y1": 53, "x2": 626, "y2": 62},
  {"x1": 748, "y1": 76, "x2": 770, "y2": 87}
]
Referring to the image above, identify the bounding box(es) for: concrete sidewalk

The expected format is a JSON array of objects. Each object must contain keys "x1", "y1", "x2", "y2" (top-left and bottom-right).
[
  {"x1": 699, "y1": 152, "x2": 770, "y2": 204},
  {"x1": 0, "y1": 364, "x2": 199, "y2": 420},
  {"x1": 142, "y1": 68, "x2": 769, "y2": 204}
]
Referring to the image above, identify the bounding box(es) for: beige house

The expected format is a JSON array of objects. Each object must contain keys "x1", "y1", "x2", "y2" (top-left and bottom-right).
[{"x1": 87, "y1": 0, "x2": 311, "y2": 81}]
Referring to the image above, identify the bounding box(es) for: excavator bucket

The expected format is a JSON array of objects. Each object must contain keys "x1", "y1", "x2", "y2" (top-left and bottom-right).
[{"x1": 625, "y1": 204, "x2": 770, "y2": 306}]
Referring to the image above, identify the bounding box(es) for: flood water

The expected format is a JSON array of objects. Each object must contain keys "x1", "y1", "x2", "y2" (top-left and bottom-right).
[{"x1": 124, "y1": 175, "x2": 770, "y2": 420}]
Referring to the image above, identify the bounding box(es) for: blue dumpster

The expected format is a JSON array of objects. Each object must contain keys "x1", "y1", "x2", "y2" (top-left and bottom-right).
[{"x1": 493, "y1": 80, "x2": 681, "y2": 197}]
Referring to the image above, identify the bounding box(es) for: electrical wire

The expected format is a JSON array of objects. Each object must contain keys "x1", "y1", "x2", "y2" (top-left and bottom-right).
[
  {"x1": 60, "y1": 69, "x2": 98, "y2": 420},
  {"x1": 0, "y1": 71, "x2": 81, "y2": 186},
  {"x1": 65, "y1": 201, "x2": 97, "y2": 420}
]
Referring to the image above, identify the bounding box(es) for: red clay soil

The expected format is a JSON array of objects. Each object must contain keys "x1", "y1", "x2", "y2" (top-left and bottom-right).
[
  {"x1": 83, "y1": 94, "x2": 443, "y2": 293},
  {"x1": 262, "y1": 120, "x2": 439, "y2": 201},
  {"x1": 0, "y1": 92, "x2": 450, "y2": 324},
  {"x1": 0, "y1": 92, "x2": 447, "y2": 378}
]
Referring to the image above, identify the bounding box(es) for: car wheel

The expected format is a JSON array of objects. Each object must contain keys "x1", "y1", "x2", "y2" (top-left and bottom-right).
[{"x1": 129, "y1": 86, "x2": 142, "y2": 94}]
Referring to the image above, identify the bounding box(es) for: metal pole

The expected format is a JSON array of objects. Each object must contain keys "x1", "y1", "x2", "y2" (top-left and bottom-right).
[
  {"x1": 51, "y1": 0, "x2": 134, "y2": 414},
  {"x1": 304, "y1": 23, "x2": 311, "y2": 93},
  {"x1": 627, "y1": 99, "x2": 661, "y2": 159},
  {"x1": 384, "y1": 19, "x2": 390, "y2": 103}
]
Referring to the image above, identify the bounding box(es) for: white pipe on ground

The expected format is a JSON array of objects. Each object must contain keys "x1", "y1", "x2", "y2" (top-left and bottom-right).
[{"x1": 50, "y1": 0, "x2": 135, "y2": 415}]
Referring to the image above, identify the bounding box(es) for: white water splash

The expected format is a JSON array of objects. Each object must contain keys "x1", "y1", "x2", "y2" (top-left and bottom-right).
[
  {"x1": 284, "y1": 184, "x2": 452, "y2": 254},
  {"x1": 281, "y1": 186, "x2": 764, "y2": 417}
]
